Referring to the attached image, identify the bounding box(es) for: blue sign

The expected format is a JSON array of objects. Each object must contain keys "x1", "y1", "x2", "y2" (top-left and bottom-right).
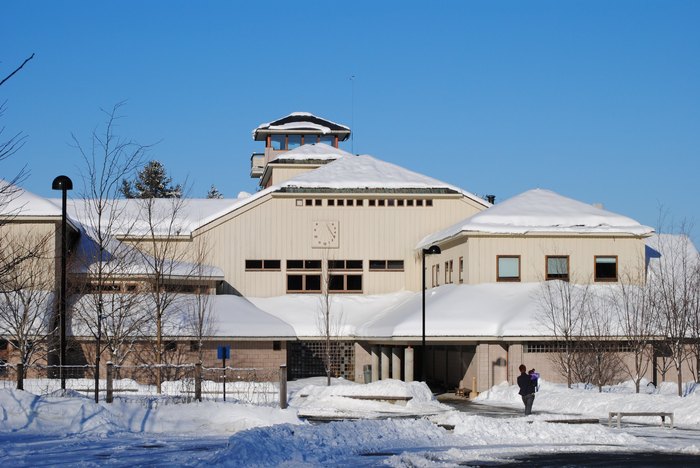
[{"x1": 217, "y1": 345, "x2": 231, "y2": 360}]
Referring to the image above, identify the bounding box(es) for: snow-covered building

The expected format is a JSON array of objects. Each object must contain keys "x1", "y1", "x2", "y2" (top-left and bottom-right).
[{"x1": 2, "y1": 112, "x2": 696, "y2": 393}]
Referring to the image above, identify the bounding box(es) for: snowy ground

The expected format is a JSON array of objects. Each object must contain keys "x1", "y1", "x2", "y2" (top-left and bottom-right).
[{"x1": 1, "y1": 378, "x2": 700, "y2": 466}]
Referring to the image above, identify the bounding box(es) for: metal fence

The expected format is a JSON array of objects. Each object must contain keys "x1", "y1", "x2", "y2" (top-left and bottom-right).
[{"x1": 0, "y1": 363, "x2": 287, "y2": 407}]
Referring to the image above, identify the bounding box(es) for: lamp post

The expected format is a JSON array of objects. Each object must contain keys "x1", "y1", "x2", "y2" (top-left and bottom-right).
[
  {"x1": 52, "y1": 175, "x2": 73, "y2": 390},
  {"x1": 421, "y1": 245, "x2": 441, "y2": 383}
]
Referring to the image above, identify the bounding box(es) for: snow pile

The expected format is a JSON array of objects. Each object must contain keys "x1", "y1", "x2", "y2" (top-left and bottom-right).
[
  {"x1": 216, "y1": 418, "x2": 450, "y2": 467},
  {"x1": 476, "y1": 379, "x2": 700, "y2": 426},
  {"x1": 290, "y1": 379, "x2": 449, "y2": 419},
  {"x1": 0, "y1": 389, "x2": 301, "y2": 436}
]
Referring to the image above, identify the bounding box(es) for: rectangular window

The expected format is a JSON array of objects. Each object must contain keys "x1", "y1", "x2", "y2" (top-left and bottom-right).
[
  {"x1": 346, "y1": 199, "x2": 354, "y2": 206},
  {"x1": 378, "y1": 199, "x2": 386, "y2": 206},
  {"x1": 397, "y1": 199, "x2": 405, "y2": 207},
  {"x1": 314, "y1": 199, "x2": 322, "y2": 206},
  {"x1": 426, "y1": 199, "x2": 433, "y2": 206},
  {"x1": 497, "y1": 256, "x2": 520, "y2": 282},
  {"x1": 436, "y1": 264, "x2": 440, "y2": 286},
  {"x1": 327, "y1": 199, "x2": 335, "y2": 206},
  {"x1": 271, "y1": 134, "x2": 286, "y2": 150},
  {"x1": 287, "y1": 274, "x2": 321, "y2": 292},
  {"x1": 387, "y1": 199, "x2": 395, "y2": 206},
  {"x1": 329, "y1": 274, "x2": 363, "y2": 292},
  {"x1": 337, "y1": 199, "x2": 344, "y2": 206},
  {"x1": 302, "y1": 134, "x2": 318, "y2": 145},
  {"x1": 356, "y1": 199, "x2": 363, "y2": 207},
  {"x1": 445, "y1": 261, "x2": 449, "y2": 284},
  {"x1": 287, "y1": 260, "x2": 322, "y2": 270},
  {"x1": 272, "y1": 340, "x2": 282, "y2": 351},
  {"x1": 595, "y1": 256, "x2": 618, "y2": 282},
  {"x1": 288, "y1": 134, "x2": 301, "y2": 149},
  {"x1": 449, "y1": 260, "x2": 453, "y2": 283},
  {"x1": 546, "y1": 256, "x2": 569, "y2": 281},
  {"x1": 459, "y1": 257, "x2": 464, "y2": 283},
  {"x1": 305, "y1": 199, "x2": 313, "y2": 206},
  {"x1": 246, "y1": 259, "x2": 280, "y2": 271},
  {"x1": 369, "y1": 260, "x2": 404, "y2": 271},
  {"x1": 328, "y1": 260, "x2": 363, "y2": 270},
  {"x1": 319, "y1": 135, "x2": 334, "y2": 146},
  {"x1": 296, "y1": 199, "x2": 303, "y2": 206},
  {"x1": 416, "y1": 200, "x2": 424, "y2": 206},
  {"x1": 369, "y1": 199, "x2": 376, "y2": 206},
  {"x1": 407, "y1": 199, "x2": 414, "y2": 206}
]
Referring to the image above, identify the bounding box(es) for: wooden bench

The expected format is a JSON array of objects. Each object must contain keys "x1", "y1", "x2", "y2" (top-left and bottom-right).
[{"x1": 608, "y1": 411, "x2": 674, "y2": 429}]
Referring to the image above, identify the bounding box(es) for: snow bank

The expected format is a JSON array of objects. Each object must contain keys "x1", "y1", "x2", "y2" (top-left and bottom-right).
[
  {"x1": 0, "y1": 389, "x2": 301, "y2": 436},
  {"x1": 476, "y1": 379, "x2": 700, "y2": 426},
  {"x1": 217, "y1": 419, "x2": 449, "y2": 467}
]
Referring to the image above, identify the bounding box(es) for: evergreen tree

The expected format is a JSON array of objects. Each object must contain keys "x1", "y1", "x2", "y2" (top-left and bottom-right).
[
  {"x1": 206, "y1": 184, "x2": 223, "y2": 199},
  {"x1": 120, "y1": 160, "x2": 182, "y2": 198}
]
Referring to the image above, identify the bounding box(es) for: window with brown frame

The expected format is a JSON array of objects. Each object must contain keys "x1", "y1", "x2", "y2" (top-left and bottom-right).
[
  {"x1": 328, "y1": 260, "x2": 363, "y2": 270},
  {"x1": 287, "y1": 260, "x2": 322, "y2": 270},
  {"x1": 245, "y1": 259, "x2": 281, "y2": 271},
  {"x1": 287, "y1": 274, "x2": 321, "y2": 293},
  {"x1": 328, "y1": 274, "x2": 362, "y2": 292},
  {"x1": 369, "y1": 260, "x2": 404, "y2": 271},
  {"x1": 459, "y1": 257, "x2": 464, "y2": 283},
  {"x1": 497, "y1": 255, "x2": 520, "y2": 282},
  {"x1": 594, "y1": 256, "x2": 618, "y2": 282},
  {"x1": 546, "y1": 256, "x2": 569, "y2": 281},
  {"x1": 436, "y1": 264, "x2": 440, "y2": 286}
]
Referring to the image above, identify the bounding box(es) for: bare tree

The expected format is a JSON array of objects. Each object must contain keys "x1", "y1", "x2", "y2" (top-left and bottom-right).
[
  {"x1": 316, "y1": 256, "x2": 345, "y2": 386},
  {"x1": 0, "y1": 53, "x2": 35, "y2": 211},
  {"x1": 537, "y1": 278, "x2": 591, "y2": 388},
  {"x1": 131, "y1": 194, "x2": 192, "y2": 393},
  {"x1": 0, "y1": 232, "x2": 54, "y2": 379},
  {"x1": 648, "y1": 227, "x2": 696, "y2": 396},
  {"x1": 611, "y1": 269, "x2": 657, "y2": 393},
  {"x1": 580, "y1": 292, "x2": 625, "y2": 392},
  {"x1": 70, "y1": 102, "x2": 147, "y2": 402},
  {"x1": 686, "y1": 245, "x2": 700, "y2": 383},
  {"x1": 185, "y1": 238, "x2": 217, "y2": 364}
]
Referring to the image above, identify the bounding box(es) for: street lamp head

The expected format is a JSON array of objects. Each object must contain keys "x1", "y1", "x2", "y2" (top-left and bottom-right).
[
  {"x1": 423, "y1": 245, "x2": 441, "y2": 256},
  {"x1": 52, "y1": 175, "x2": 73, "y2": 191}
]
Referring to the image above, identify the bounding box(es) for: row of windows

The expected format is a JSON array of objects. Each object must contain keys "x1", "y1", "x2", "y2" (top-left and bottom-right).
[
  {"x1": 432, "y1": 257, "x2": 464, "y2": 287},
  {"x1": 296, "y1": 198, "x2": 434, "y2": 207},
  {"x1": 246, "y1": 259, "x2": 404, "y2": 272},
  {"x1": 268, "y1": 134, "x2": 337, "y2": 150},
  {"x1": 83, "y1": 282, "x2": 208, "y2": 294},
  {"x1": 495, "y1": 255, "x2": 618, "y2": 282},
  {"x1": 287, "y1": 273, "x2": 363, "y2": 293},
  {"x1": 524, "y1": 342, "x2": 633, "y2": 353},
  {"x1": 431, "y1": 255, "x2": 619, "y2": 287}
]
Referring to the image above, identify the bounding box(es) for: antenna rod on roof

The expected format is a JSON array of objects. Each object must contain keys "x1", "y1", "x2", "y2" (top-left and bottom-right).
[{"x1": 350, "y1": 74, "x2": 355, "y2": 154}]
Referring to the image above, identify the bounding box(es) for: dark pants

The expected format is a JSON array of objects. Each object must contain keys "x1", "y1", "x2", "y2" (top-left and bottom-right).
[{"x1": 522, "y1": 393, "x2": 535, "y2": 415}]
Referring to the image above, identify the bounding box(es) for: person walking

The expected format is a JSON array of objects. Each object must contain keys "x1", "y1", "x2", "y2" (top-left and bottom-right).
[{"x1": 517, "y1": 364, "x2": 536, "y2": 415}]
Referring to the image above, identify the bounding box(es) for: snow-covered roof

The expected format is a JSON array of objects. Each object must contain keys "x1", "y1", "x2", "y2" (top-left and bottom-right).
[
  {"x1": 279, "y1": 154, "x2": 489, "y2": 203},
  {"x1": 269, "y1": 143, "x2": 353, "y2": 163},
  {"x1": 246, "y1": 282, "x2": 624, "y2": 339},
  {"x1": 248, "y1": 292, "x2": 414, "y2": 338},
  {"x1": 72, "y1": 232, "x2": 224, "y2": 279},
  {"x1": 65, "y1": 196, "x2": 252, "y2": 237},
  {"x1": 70, "y1": 293, "x2": 296, "y2": 338},
  {"x1": 253, "y1": 112, "x2": 350, "y2": 140},
  {"x1": 419, "y1": 188, "x2": 654, "y2": 247},
  {"x1": 0, "y1": 179, "x2": 62, "y2": 218}
]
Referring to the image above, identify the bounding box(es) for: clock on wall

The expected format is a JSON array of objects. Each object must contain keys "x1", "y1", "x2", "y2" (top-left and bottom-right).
[{"x1": 312, "y1": 221, "x2": 339, "y2": 248}]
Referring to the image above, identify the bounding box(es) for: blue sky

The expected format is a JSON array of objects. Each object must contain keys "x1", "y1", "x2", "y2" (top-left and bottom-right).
[{"x1": 2, "y1": 1, "x2": 699, "y2": 243}]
